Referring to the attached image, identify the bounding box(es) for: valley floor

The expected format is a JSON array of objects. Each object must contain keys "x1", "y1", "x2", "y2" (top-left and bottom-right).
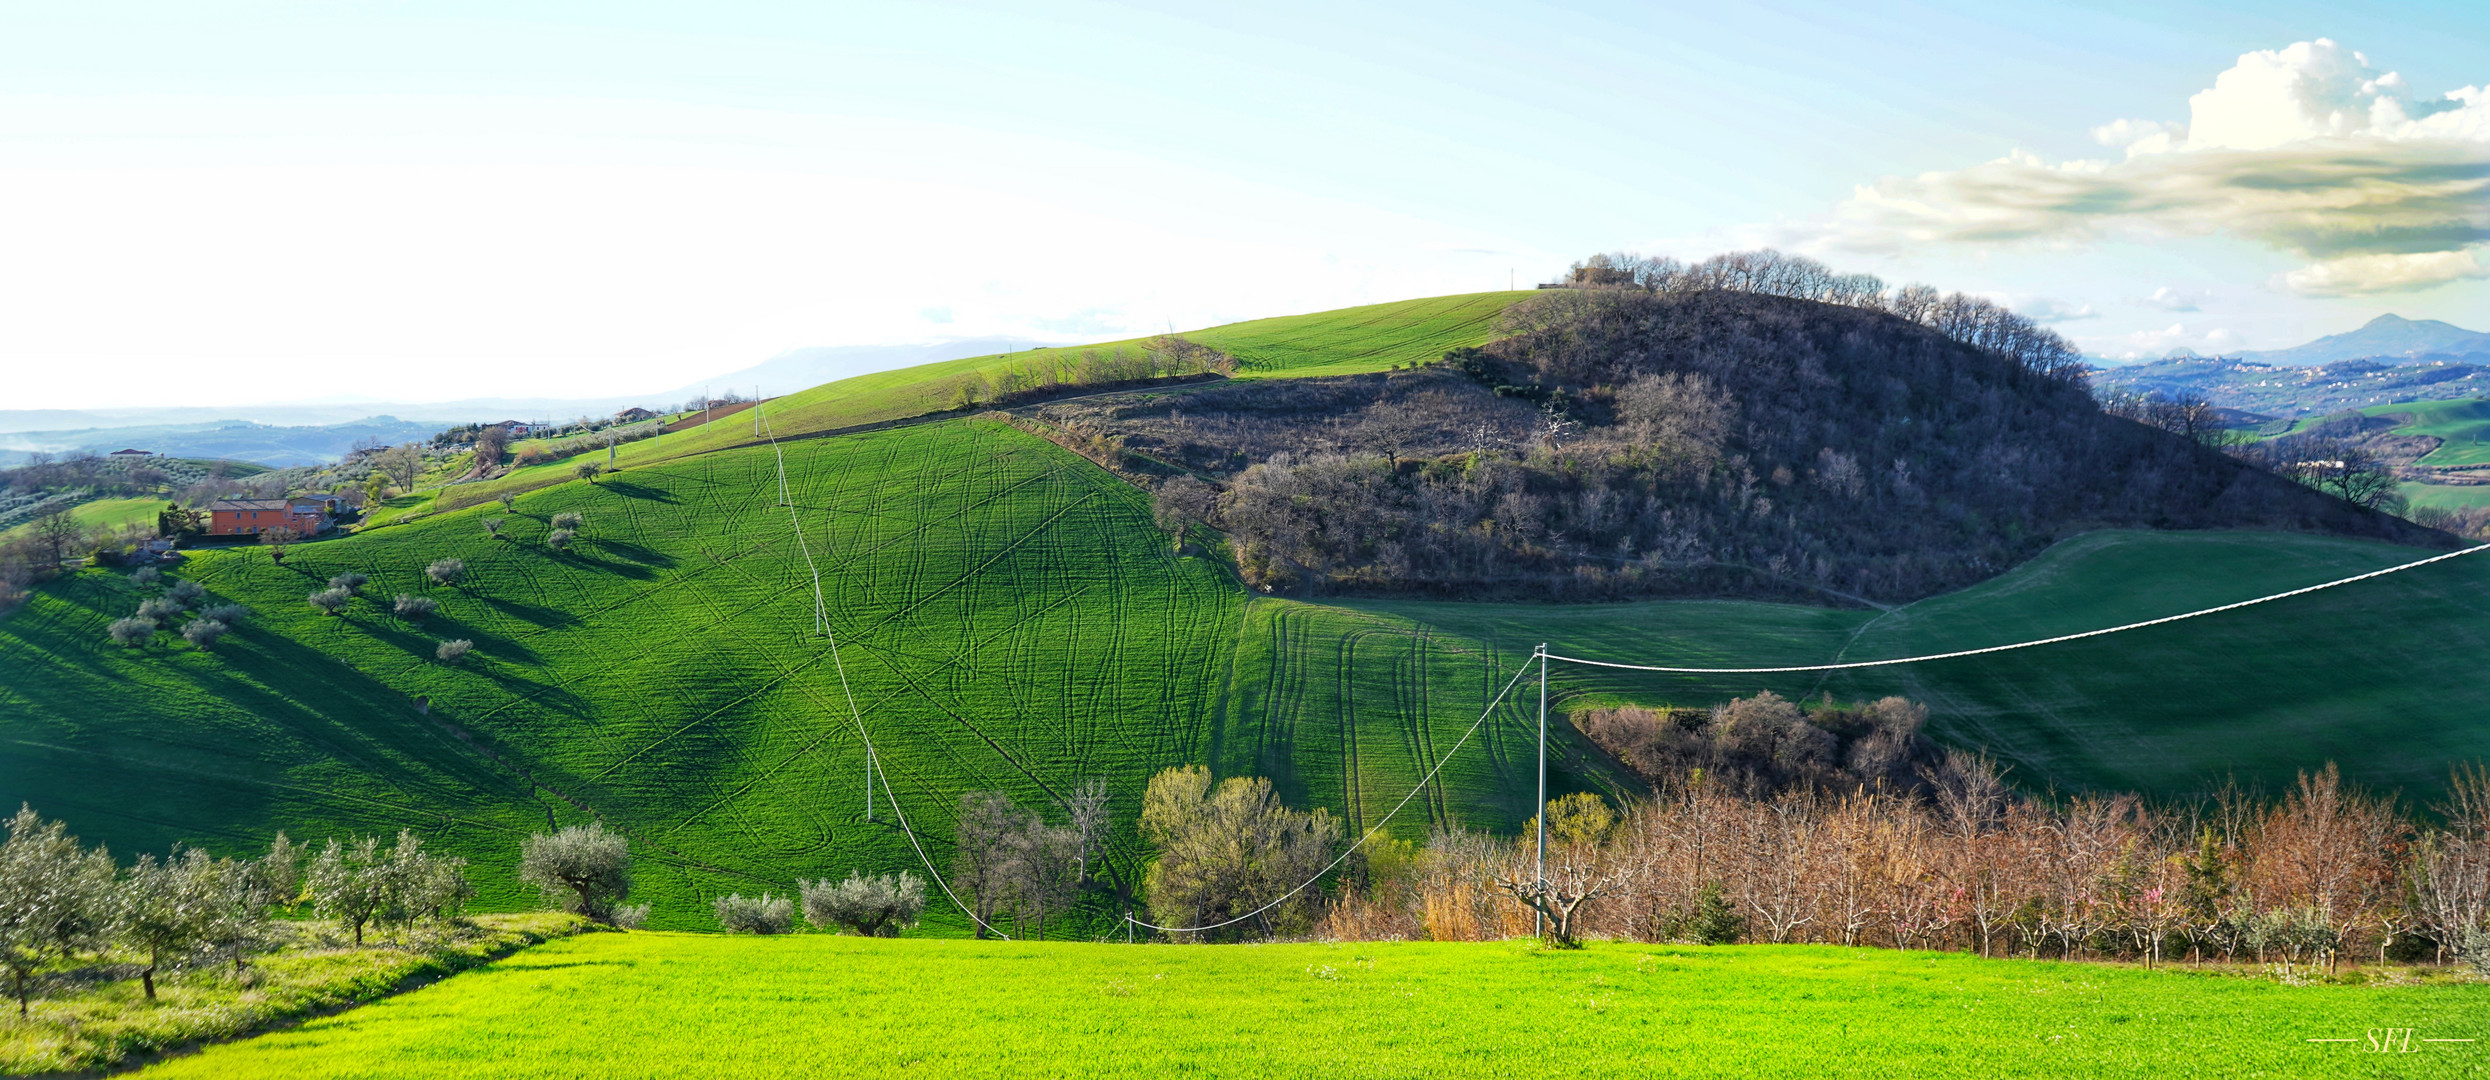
[{"x1": 134, "y1": 934, "x2": 2484, "y2": 1079}]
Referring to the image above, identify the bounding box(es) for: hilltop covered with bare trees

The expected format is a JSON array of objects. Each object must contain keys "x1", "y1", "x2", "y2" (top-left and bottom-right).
[{"x1": 1032, "y1": 250, "x2": 2442, "y2": 603}]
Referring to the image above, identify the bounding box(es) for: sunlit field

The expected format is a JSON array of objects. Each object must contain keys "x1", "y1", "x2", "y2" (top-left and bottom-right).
[{"x1": 136, "y1": 935, "x2": 2488, "y2": 1080}]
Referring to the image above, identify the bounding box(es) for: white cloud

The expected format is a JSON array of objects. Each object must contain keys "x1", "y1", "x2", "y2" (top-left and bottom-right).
[
  {"x1": 1819, "y1": 40, "x2": 2490, "y2": 296},
  {"x1": 2138, "y1": 286, "x2": 2203, "y2": 312},
  {"x1": 2085, "y1": 322, "x2": 2244, "y2": 361},
  {"x1": 2277, "y1": 249, "x2": 2490, "y2": 297},
  {"x1": 2011, "y1": 296, "x2": 2098, "y2": 323}
]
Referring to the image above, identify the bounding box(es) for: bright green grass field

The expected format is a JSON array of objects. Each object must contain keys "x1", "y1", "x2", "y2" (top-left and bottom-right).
[
  {"x1": 135, "y1": 935, "x2": 2488, "y2": 1080},
  {"x1": 0, "y1": 496, "x2": 166, "y2": 540},
  {"x1": 1353, "y1": 528, "x2": 2490, "y2": 796}
]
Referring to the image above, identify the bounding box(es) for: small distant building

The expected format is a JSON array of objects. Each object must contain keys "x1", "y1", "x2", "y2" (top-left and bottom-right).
[
  {"x1": 208, "y1": 498, "x2": 335, "y2": 537},
  {"x1": 490, "y1": 421, "x2": 534, "y2": 437},
  {"x1": 614, "y1": 407, "x2": 660, "y2": 424}
]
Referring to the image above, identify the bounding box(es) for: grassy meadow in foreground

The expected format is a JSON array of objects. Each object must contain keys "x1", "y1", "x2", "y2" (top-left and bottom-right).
[{"x1": 136, "y1": 935, "x2": 2489, "y2": 1080}]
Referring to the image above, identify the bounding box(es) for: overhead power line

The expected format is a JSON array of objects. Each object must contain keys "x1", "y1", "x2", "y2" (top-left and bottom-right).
[
  {"x1": 1127, "y1": 658, "x2": 1537, "y2": 936},
  {"x1": 758, "y1": 409, "x2": 1010, "y2": 939},
  {"x1": 1547, "y1": 541, "x2": 2490, "y2": 675}
]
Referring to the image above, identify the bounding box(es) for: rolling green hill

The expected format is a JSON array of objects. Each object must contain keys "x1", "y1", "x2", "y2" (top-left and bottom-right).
[
  {"x1": 407, "y1": 292, "x2": 1540, "y2": 513},
  {"x1": 8, "y1": 413, "x2": 2486, "y2": 933},
  {"x1": 9, "y1": 285, "x2": 2489, "y2": 935},
  {"x1": 0, "y1": 420, "x2": 1558, "y2": 930}
]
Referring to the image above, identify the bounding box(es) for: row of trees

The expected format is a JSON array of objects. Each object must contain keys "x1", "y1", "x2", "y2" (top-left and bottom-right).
[
  {"x1": 953, "y1": 780, "x2": 1113, "y2": 938},
  {"x1": 1305, "y1": 757, "x2": 2490, "y2": 973},
  {"x1": 1553, "y1": 250, "x2": 2087, "y2": 384},
  {"x1": 0, "y1": 807, "x2": 470, "y2": 1016}
]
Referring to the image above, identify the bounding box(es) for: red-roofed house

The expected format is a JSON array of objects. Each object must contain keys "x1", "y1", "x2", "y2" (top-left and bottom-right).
[{"x1": 208, "y1": 497, "x2": 337, "y2": 537}]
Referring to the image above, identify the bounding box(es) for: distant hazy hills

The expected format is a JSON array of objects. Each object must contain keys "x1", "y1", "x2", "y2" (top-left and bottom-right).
[
  {"x1": 2095, "y1": 314, "x2": 2490, "y2": 418},
  {"x1": 1, "y1": 339, "x2": 1047, "y2": 466},
  {"x1": 2235, "y1": 314, "x2": 2490, "y2": 367}
]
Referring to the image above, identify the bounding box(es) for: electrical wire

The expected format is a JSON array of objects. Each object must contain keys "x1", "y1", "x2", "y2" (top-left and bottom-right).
[
  {"x1": 1546, "y1": 542, "x2": 2490, "y2": 674},
  {"x1": 1127, "y1": 657, "x2": 1537, "y2": 935},
  {"x1": 760, "y1": 409, "x2": 1012, "y2": 939}
]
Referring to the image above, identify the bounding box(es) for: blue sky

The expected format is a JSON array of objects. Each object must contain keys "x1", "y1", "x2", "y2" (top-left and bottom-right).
[{"x1": 3, "y1": 1, "x2": 2486, "y2": 406}]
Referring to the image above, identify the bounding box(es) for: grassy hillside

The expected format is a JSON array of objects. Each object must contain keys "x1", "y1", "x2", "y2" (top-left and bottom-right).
[
  {"x1": 135, "y1": 934, "x2": 2486, "y2": 1079},
  {"x1": 0, "y1": 495, "x2": 162, "y2": 540},
  {"x1": 9, "y1": 414, "x2": 2488, "y2": 933},
  {"x1": 0, "y1": 420, "x2": 1552, "y2": 930},
  {"x1": 2374, "y1": 397, "x2": 2490, "y2": 466},
  {"x1": 402, "y1": 292, "x2": 1541, "y2": 511},
  {"x1": 1365, "y1": 529, "x2": 2490, "y2": 796}
]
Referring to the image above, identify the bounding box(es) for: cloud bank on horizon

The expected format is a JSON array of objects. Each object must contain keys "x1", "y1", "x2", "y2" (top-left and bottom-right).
[{"x1": 1815, "y1": 40, "x2": 2490, "y2": 300}]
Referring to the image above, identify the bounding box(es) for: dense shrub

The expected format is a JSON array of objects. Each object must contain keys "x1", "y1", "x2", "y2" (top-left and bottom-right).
[
  {"x1": 801, "y1": 871, "x2": 927, "y2": 936},
  {"x1": 517, "y1": 822, "x2": 633, "y2": 924},
  {"x1": 713, "y1": 892, "x2": 794, "y2": 934}
]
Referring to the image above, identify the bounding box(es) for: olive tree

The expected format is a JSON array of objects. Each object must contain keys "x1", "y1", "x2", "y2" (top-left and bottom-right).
[
  {"x1": 712, "y1": 892, "x2": 793, "y2": 934},
  {"x1": 1139, "y1": 766, "x2": 1339, "y2": 940},
  {"x1": 202, "y1": 834, "x2": 301, "y2": 976},
  {"x1": 107, "y1": 616, "x2": 156, "y2": 647},
  {"x1": 546, "y1": 528, "x2": 575, "y2": 552},
  {"x1": 393, "y1": 595, "x2": 438, "y2": 622},
  {"x1": 165, "y1": 578, "x2": 205, "y2": 605},
  {"x1": 181, "y1": 618, "x2": 230, "y2": 649},
  {"x1": 327, "y1": 571, "x2": 368, "y2": 595},
  {"x1": 436, "y1": 639, "x2": 474, "y2": 665},
  {"x1": 120, "y1": 848, "x2": 219, "y2": 999},
  {"x1": 0, "y1": 806, "x2": 117, "y2": 1017},
  {"x1": 307, "y1": 587, "x2": 351, "y2": 616},
  {"x1": 425, "y1": 557, "x2": 466, "y2": 585},
  {"x1": 258, "y1": 526, "x2": 301, "y2": 564},
  {"x1": 573, "y1": 462, "x2": 602, "y2": 484},
  {"x1": 307, "y1": 831, "x2": 469, "y2": 946},
  {"x1": 800, "y1": 871, "x2": 926, "y2": 936},
  {"x1": 136, "y1": 597, "x2": 184, "y2": 621},
  {"x1": 550, "y1": 511, "x2": 583, "y2": 531},
  {"x1": 517, "y1": 822, "x2": 633, "y2": 924}
]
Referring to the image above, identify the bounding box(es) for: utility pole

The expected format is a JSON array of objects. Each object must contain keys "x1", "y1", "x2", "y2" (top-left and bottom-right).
[{"x1": 1535, "y1": 642, "x2": 1548, "y2": 938}]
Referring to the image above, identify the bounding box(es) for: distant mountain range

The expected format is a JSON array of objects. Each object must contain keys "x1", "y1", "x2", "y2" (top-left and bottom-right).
[
  {"x1": 2234, "y1": 314, "x2": 2490, "y2": 367},
  {"x1": 2093, "y1": 314, "x2": 2490, "y2": 418},
  {"x1": 0, "y1": 339, "x2": 1050, "y2": 466}
]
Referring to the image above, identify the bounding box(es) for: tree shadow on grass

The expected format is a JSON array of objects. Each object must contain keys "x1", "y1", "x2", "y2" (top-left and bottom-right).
[
  {"x1": 365, "y1": 613, "x2": 546, "y2": 669},
  {"x1": 597, "y1": 480, "x2": 679, "y2": 504},
  {"x1": 569, "y1": 541, "x2": 671, "y2": 577},
  {"x1": 468, "y1": 592, "x2": 580, "y2": 631}
]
